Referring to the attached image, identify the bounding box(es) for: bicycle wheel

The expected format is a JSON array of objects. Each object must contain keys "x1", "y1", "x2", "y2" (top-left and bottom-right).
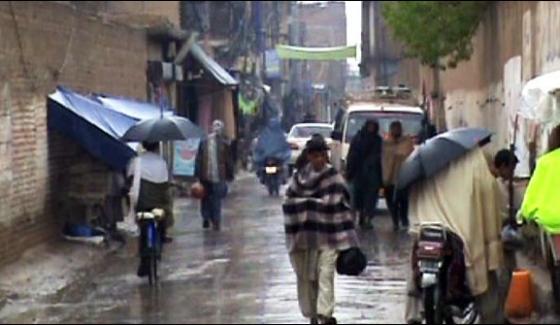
[
  {"x1": 149, "y1": 252, "x2": 158, "y2": 286},
  {"x1": 146, "y1": 221, "x2": 158, "y2": 286}
]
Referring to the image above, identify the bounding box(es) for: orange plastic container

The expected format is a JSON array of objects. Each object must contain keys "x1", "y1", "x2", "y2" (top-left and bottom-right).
[{"x1": 504, "y1": 269, "x2": 535, "y2": 320}]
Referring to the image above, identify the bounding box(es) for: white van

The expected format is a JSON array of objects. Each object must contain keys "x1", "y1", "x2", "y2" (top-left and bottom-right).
[{"x1": 330, "y1": 101, "x2": 428, "y2": 172}]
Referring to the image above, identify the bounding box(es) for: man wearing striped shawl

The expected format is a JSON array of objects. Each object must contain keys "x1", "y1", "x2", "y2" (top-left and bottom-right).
[{"x1": 283, "y1": 135, "x2": 359, "y2": 325}]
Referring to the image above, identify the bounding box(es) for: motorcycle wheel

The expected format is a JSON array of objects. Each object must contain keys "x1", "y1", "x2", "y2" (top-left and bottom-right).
[
  {"x1": 266, "y1": 175, "x2": 278, "y2": 196},
  {"x1": 424, "y1": 285, "x2": 443, "y2": 324},
  {"x1": 274, "y1": 179, "x2": 280, "y2": 197}
]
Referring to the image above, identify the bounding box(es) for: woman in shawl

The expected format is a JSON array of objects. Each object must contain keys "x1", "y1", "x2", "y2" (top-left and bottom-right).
[{"x1": 346, "y1": 119, "x2": 383, "y2": 229}]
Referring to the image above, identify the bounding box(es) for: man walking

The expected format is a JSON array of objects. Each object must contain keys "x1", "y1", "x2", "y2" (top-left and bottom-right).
[
  {"x1": 195, "y1": 120, "x2": 234, "y2": 231},
  {"x1": 383, "y1": 121, "x2": 414, "y2": 231},
  {"x1": 284, "y1": 135, "x2": 359, "y2": 325}
]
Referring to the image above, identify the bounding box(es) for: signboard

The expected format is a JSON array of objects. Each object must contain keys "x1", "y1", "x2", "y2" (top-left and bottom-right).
[
  {"x1": 173, "y1": 138, "x2": 200, "y2": 177},
  {"x1": 265, "y1": 49, "x2": 282, "y2": 79}
]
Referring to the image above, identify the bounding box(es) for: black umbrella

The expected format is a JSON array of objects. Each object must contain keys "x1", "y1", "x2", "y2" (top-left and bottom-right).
[
  {"x1": 122, "y1": 116, "x2": 205, "y2": 142},
  {"x1": 396, "y1": 127, "x2": 492, "y2": 190}
]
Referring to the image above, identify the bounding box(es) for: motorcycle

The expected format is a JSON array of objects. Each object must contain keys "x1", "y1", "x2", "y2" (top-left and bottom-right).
[
  {"x1": 414, "y1": 223, "x2": 478, "y2": 324},
  {"x1": 137, "y1": 208, "x2": 165, "y2": 286},
  {"x1": 263, "y1": 157, "x2": 283, "y2": 197}
]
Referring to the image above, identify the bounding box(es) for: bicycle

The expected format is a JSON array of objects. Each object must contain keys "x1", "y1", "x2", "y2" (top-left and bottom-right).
[{"x1": 137, "y1": 208, "x2": 165, "y2": 286}]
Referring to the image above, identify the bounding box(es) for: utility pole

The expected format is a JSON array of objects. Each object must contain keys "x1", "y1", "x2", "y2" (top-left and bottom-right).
[{"x1": 290, "y1": 2, "x2": 301, "y2": 92}]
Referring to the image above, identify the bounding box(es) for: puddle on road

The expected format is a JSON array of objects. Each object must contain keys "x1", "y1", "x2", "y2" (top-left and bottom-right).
[{"x1": 0, "y1": 176, "x2": 412, "y2": 324}]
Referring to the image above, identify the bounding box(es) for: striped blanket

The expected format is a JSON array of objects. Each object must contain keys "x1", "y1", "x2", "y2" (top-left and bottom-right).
[{"x1": 283, "y1": 164, "x2": 359, "y2": 252}]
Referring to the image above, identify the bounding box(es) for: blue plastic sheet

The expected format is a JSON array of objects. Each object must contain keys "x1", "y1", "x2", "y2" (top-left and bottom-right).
[
  {"x1": 47, "y1": 86, "x2": 137, "y2": 171},
  {"x1": 253, "y1": 119, "x2": 291, "y2": 166}
]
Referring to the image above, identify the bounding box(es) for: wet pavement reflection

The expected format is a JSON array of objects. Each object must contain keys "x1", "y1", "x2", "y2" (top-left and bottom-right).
[{"x1": 0, "y1": 174, "x2": 410, "y2": 324}]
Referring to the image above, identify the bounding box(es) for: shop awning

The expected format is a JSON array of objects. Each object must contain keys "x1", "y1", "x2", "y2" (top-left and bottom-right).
[
  {"x1": 191, "y1": 44, "x2": 238, "y2": 86},
  {"x1": 47, "y1": 87, "x2": 138, "y2": 171},
  {"x1": 275, "y1": 45, "x2": 357, "y2": 61}
]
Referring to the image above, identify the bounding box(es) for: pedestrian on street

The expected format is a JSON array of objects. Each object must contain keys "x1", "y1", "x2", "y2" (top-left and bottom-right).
[
  {"x1": 195, "y1": 120, "x2": 234, "y2": 231},
  {"x1": 492, "y1": 149, "x2": 519, "y2": 180},
  {"x1": 253, "y1": 117, "x2": 291, "y2": 185},
  {"x1": 405, "y1": 147, "x2": 505, "y2": 324},
  {"x1": 127, "y1": 142, "x2": 174, "y2": 277},
  {"x1": 294, "y1": 134, "x2": 332, "y2": 171},
  {"x1": 382, "y1": 121, "x2": 414, "y2": 231},
  {"x1": 346, "y1": 119, "x2": 383, "y2": 229},
  {"x1": 283, "y1": 135, "x2": 359, "y2": 325},
  {"x1": 518, "y1": 125, "x2": 560, "y2": 232},
  {"x1": 489, "y1": 149, "x2": 520, "y2": 313}
]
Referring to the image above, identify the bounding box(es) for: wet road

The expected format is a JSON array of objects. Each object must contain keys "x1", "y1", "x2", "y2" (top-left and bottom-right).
[{"x1": 0, "y1": 174, "x2": 411, "y2": 324}]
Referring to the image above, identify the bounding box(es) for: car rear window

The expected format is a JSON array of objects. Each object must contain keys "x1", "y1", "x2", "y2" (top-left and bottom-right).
[{"x1": 290, "y1": 126, "x2": 333, "y2": 138}]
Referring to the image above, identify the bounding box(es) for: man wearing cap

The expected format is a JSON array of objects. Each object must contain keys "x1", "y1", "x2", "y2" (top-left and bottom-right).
[{"x1": 283, "y1": 135, "x2": 359, "y2": 325}]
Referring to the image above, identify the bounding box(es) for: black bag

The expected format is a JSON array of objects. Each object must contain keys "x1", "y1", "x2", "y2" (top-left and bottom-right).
[{"x1": 336, "y1": 247, "x2": 367, "y2": 276}]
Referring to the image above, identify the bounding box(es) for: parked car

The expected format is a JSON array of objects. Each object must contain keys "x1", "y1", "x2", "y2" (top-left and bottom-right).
[{"x1": 287, "y1": 123, "x2": 334, "y2": 173}]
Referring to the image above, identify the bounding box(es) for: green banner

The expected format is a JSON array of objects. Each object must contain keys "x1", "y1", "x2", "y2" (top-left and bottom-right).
[{"x1": 275, "y1": 45, "x2": 357, "y2": 61}]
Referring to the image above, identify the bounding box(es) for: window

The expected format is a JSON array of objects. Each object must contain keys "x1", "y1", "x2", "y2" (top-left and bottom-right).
[
  {"x1": 290, "y1": 126, "x2": 333, "y2": 138},
  {"x1": 345, "y1": 112, "x2": 424, "y2": 143}
]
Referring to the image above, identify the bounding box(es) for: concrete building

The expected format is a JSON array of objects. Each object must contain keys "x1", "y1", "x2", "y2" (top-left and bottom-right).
[
  {"x1": 360, "y1": 1, "x2": 419, "y2": 91},
  {"x1": 0, "y1": 1, "x2": 295, "y2": 265},
  {"x1": 361, "y1": 1, "x2": 560, "y2": 182},
  {"x1": 296, "y1": 1, "x2": 348, "y2": 122}
]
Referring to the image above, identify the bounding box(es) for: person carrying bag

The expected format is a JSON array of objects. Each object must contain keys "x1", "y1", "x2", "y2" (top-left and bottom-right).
[{"x1": 283, "y1": 135, "x2": 365, "y2": 325}]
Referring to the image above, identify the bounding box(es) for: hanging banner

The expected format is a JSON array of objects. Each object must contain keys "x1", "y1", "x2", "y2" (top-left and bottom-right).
[
  {"x1": 173, "y1": 138, "x2": 200, "y2": 177},
  {"x1": 276, "y1": 45, "x2": 357, "y2": 61}
]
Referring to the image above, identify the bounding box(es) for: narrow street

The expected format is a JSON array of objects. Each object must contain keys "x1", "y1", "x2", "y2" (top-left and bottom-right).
[
  {"x1": 0, "y1": 174, "x2": 411, "y2": 324},
  {"x1": 3, "y1": 1, "x2": 560, "y2": 324}
]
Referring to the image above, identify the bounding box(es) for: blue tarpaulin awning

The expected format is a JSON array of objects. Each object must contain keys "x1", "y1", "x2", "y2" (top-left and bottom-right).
[{"x1": 47, "y1": 87, "x2": 138, "y2": 171}]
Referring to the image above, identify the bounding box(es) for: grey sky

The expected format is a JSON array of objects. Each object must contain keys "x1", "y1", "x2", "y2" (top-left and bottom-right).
[{"x1": 346, "y1": 1, "x2": 362, "y2": 70}]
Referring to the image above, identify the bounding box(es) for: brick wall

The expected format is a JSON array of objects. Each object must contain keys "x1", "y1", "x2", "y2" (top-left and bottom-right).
[
  {"x1": 104, "y1": 1, "x2": 181, "y2": 28},
  {"x1": 0, "y1": 1, "x2": 151, "y2": 265}
]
